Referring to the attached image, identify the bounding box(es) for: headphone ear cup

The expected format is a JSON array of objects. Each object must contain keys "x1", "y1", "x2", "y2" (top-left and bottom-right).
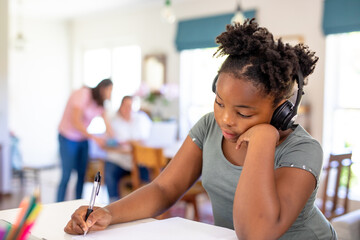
[
  {"x1": 212, "y1": 75, "x2": 218, "y2": 93},
  {"x1": 270, "y1": 101, "x2": 294, "y2": 130}
]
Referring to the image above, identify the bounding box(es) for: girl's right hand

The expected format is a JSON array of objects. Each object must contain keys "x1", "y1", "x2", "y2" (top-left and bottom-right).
[{"x1": 64, "y1": 206, "x2": 112, "y2": 235}]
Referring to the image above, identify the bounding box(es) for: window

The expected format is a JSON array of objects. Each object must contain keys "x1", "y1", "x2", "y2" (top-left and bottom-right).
[
  {"x1": 179, "y1": 48, "x2": 226, "y2": 139},
  {"x1": 83, "y1": 48, "x2": 112, "y2": 88},
  {"x1": 84, "y1": 45, "x2": 141, "y2": 134},
  {"x1": 323, "y1": 32, "x2": 360, "y2": 198}
]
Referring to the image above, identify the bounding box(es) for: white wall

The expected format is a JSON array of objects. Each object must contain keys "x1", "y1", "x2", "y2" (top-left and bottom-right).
[
  {"x1": 9, "y1": 17, "x2": 70, "y2": 167},
  {"x1": 71, "y1": 0, "x2": 325, "y2": 143},
  {"x1": 71, "y1": 4, "x2": 176, "y2": 88},
  {"x1": 0, "y1": 0, "x2": 11, "y2": 194}
]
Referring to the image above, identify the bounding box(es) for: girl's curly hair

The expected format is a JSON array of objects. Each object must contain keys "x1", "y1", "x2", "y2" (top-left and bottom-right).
[{"x1": 214, "y1": 19, "x2": 318, "y2": 106}]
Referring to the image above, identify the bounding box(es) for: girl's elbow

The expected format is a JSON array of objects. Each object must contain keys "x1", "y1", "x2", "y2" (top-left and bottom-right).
[
  {"x1": 234, "y1": 222, "x2": 279, "y2": 240},
  {"x1": 235, "y1": 227, "x2": 257, "y2": 240},
  {"x1": 235, "y1": 230, "x2": 277, "y2": 240},
  {"x1": 234, "y1": 221, "x2": 252, "y2": 240},
  {"x1": 234, "y1": 227, "x2": 247, "y2": 240}
]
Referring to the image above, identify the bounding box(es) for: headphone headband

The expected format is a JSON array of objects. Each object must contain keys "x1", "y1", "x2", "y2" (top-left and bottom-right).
[
  {"x1": 212, "y1": 75, "x2": 218, "y2": 93},
  {"x1": 291, "y1": 70, "x2": 304, "y2": 118}
]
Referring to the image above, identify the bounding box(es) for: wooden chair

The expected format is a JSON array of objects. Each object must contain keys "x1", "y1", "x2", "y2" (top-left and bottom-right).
[
  {"x1": 179, "y1": 180, "x2": 206, "y2": 221},
  {"x1": 321, "y1": 153, "x2": 353, "y2": 220},
  {"x1": 131, "y1": 143, "x2": 168, "y2": 189},
  {"x1": 130, "y1": 143, "x2": 206, "y2": 221},
  {"x1": 85, "y1": 158, "x2": 105, "y2": 185}
]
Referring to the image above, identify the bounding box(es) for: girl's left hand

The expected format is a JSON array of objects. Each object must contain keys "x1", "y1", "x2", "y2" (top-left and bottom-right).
[{"x1": 235, "y1": 124, "x2": 279, "y2": 150}]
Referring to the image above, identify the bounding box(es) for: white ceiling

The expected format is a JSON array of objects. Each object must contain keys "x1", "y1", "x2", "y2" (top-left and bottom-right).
[{"x1": 10, "y1": 0, "x2": 165, "y2": 19}]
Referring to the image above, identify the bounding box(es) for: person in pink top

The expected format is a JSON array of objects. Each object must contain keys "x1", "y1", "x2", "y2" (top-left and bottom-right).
[{"x1": 57, "y1": 78, "x2": 113, "y2": 202}]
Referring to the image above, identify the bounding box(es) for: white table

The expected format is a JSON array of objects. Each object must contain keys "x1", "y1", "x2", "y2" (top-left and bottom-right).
[
  {"x1": 0, "y1": 199, "x2": 237, "y2": 240},
  {"x1": 0, "y1": 199, "x2": 153, "y2": 240}
]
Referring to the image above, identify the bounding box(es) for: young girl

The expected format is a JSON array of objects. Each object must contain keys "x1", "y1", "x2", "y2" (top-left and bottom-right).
[{"x1": 64, "y1": 20, "x2": 336, "y2": 239}]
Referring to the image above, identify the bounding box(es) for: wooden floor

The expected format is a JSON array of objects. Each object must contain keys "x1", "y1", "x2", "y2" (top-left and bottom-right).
[{"x1": 0, "y1": 167, "x2": 214, "y2": 224}]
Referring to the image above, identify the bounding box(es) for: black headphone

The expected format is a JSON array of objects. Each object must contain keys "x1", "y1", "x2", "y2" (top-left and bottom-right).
[{"x1": 212, "y1": 70, "x2": 304, "y2": 131}]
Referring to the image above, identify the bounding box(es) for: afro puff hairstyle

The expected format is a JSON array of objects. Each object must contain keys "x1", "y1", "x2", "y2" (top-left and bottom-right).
[{"x1": 214, "y1": 19, "x2": 318, "y2": 106}]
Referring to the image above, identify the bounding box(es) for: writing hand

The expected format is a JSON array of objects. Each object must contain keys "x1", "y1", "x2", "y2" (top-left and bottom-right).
[{"x1": 64, "y1": 206, "x2": 112, "y2": 235}]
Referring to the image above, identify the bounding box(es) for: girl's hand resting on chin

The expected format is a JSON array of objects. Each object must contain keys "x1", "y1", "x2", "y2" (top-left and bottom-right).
[{"x1": 235, "y1": 124, "x2": 280, "y2": 150}]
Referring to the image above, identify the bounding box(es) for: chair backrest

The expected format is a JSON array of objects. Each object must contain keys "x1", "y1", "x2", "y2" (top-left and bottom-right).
[
  {"x1": 321, "y1": 153, "x2": 353, "y2": 220},
  {"x1": 131, "y1": 143, "x2": 168, "y2": 189},
  {"x1": 131, "y1": 143, "x2": 208, "y2": 221}
]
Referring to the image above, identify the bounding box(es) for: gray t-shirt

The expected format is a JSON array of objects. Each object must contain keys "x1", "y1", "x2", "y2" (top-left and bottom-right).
[{"x1": 189, "y1": 112, "x2": 337, "y2": 239}]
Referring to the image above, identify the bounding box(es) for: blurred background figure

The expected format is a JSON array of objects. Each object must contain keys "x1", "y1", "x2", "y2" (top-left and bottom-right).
[
  {"x1": 57, "y1": 78, "x2": 114, "y2": 202},
  {"x1": 10, "y1": 131, "x2": 23, "y2": 182},
  {"x1": 105, "y1": 95, "x2": 152, "y2": 202}
]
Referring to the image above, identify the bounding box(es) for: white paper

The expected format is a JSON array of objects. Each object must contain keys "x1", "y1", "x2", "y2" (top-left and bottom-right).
[{"x1": 73, "y1": 217, "x2": 237, "y2": 240}]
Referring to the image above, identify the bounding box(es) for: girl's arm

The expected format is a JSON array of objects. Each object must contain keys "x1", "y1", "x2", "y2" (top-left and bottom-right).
[
  {"x1": 233, "y1": 124, "x2": 316, "y2": 240},
  {"x1": 64, "y1": 136, "x2": 203, "y2": 234}
]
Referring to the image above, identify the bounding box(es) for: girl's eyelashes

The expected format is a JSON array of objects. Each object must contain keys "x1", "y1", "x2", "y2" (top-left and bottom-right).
[
  {"x1": 237, "y1": 112, "x2": 252, "y2": 118},
  {"x1": 215, "y1": 98, "x2": 253, "y2": 118},
  {"x1": 215, "y1": 98, "x2": 224, "y2": 107}
]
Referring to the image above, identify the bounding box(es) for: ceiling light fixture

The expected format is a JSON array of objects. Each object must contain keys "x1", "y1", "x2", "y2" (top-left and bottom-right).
[
  {"x1": 231, "y1": 0, "x2": 245, "y2": 25},
  {"x1": 14, "y1": 0, "x2": 26, "y2": 50},
  {"x1": 161, "y1": 0, "x2": 176, "y2": 24}
]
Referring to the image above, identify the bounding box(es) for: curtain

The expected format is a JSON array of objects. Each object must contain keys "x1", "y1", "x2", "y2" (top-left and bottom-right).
[
  {"x1": 323, "y1": 0, "x2": 360, "y2": 35},
  {"x1": 175, "y1": 10, "x2": 256, "y2": 51}
]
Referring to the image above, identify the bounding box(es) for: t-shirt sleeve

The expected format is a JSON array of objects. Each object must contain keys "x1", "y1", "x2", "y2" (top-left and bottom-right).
[
  {"x1": 188, "y1": 113, "x2": 213, "y2": 150},
  {"x1": 276, "y1": 139, "x2": 323, "y2": 187}
]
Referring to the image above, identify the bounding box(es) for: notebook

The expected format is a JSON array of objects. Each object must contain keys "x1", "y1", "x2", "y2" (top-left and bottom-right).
[{"x1": 73, "y1": 217, "x2": 237, "y2": 240}]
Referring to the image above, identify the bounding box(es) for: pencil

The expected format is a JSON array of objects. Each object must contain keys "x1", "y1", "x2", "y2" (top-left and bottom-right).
[
  {"x1": 1, "y1": 223, "x2": 11, "y2": 240},
  {"x1": 10, "y1": 187, "x2": 41, "y2": 240},
  {"x1": 5, "y1": 197, "x2": 30, "y2": 240},
  {"x1": 0, "y1": 226, "x2": 7, "y2": 239},
  {"x1": 18, "y1": 222, "x2": 35, "y2": 240},
  {"x1": 25, "y1": 204, "x2": 42, "y2": 224},
  {"x1": 16, "y1": 203, "x2": 42, "y2": 240}
]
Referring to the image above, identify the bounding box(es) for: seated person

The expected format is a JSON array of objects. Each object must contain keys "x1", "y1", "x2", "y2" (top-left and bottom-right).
[
  {"x1": 65, "y1": 20, "x2": 336, "y2": 239},
  {"x1": 105, "y1": 96, "x2": 152, "y2": 202}
]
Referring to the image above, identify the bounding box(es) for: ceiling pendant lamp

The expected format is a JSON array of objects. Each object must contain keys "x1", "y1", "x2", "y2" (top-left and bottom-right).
[
  {"x1": 231, "y1": 0, "x2": 245, "y2": 24},
  {"x1": 161, "y1": 0, "x2": 176, "y2": 24}
]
